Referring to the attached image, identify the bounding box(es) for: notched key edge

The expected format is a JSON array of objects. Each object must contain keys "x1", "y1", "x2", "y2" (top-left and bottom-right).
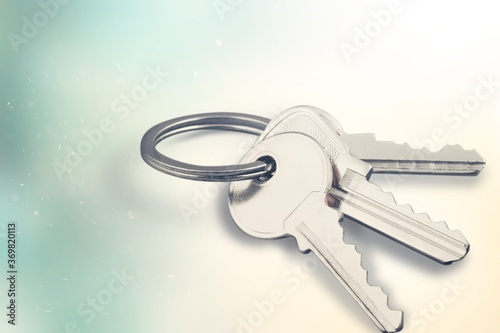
[
  {"x1": 331, "y1": 169, "x2": 470, "y2": 264},
  {"x1": 295, "y1": 221, "x2": 404, "y2": 332},
  {"x1": 343, "y1": 133, "x2": 486, "y2": 176}
]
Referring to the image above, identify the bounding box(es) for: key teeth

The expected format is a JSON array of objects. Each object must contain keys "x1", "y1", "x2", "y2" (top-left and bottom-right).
[
  {"x1": 340, "y1": 231, "x2": 403, "y2": 332},
  {"x1": 341, "y1": 169, "x2": 470, "y2": 260},
  {"x1": 400, "y1": 204, "x2": 413, "y2": 212},
  {"x1": 372, "y1": 137, "x2": 478, "y2": 153},
  {"x1": 358, "y1": 134, "x2": 485, "y2": 163},
  {"x1": 405, "y1": 201, "x2": 467, "y2": 243},
  {"x1": 369, "y1": 179, "x2": 468, "y2": 241},
  {"x1": 419, "y1": 142, "x2": 483, "y2": 162},
  {"x1": 399, "y1": 207, "x2": 465, "y2": 241}
]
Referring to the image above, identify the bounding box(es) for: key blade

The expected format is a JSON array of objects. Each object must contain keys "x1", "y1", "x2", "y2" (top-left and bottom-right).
[
  {"x1": 231, "y1": 132, "x2": 402, "y2": 332},
  {"x1": 341, "y1": 133, "x2": 485, "y2": 176},
  {"x1": 289, "y1": 193, "x2": 403, "y2": 333},
  {"x1": 330, "y1": 169, "x2": 470, "y2": 264}
]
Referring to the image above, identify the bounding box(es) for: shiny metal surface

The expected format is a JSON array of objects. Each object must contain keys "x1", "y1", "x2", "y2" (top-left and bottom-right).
[
  {"x1": 330, "y1": 170, "x2": 469, "y2": 264},
  {"x1": 260, "y1": 105, "x2": 485, "y2": 176},
  {"x1": 140, "y1": 106, "x2": 485, "y2": 182},
  {"x1": 256, "y1": 107, "x2": 470, "y2": 264},
  {"x1": 229, "y1": 133, "x2": 403, "y2": 333},
  {"x1": 341, "y1": 133, "x2": 485, "y2": 176},
  {"x1": 140, "y1": 112, "x2": 270, "y2": 181}
]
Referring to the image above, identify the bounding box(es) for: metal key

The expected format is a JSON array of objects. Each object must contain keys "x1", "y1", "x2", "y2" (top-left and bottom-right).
[
  {"x1": 262, "y1": 105, "x2": 485, "y2": 176},
  {"x1": 229, "y1": 133, "x2": 403, "y2": 332},
  {"x1": 254, "y1": 107, "x2": 469, "y2": 264},
  {"x1": 316, "y1": 105, "x2": 484, "y2": 176},
  {"x1": 341, "y1": 133, "x2": 485, "y2": 175}
]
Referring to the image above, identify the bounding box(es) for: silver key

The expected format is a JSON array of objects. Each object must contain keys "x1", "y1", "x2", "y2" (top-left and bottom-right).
[
  {"x1": 255, "y1": 107, "x2": 469, "y2": 264},
  {"x1": 315, "y1": 106, "x2": 484, "y2": 176},
  {"x1": 229, "y1": 133, "x2": 403, "y2": 332},
  {"x1": 341, "y1": 133, "x2": 485, "y2": 176},
  {"x1": 262, "y1": 105, "x2": 485, "y2": 175}
]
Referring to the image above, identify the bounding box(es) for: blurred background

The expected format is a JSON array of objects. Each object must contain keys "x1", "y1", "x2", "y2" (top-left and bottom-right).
[{"x1": 0, "y1": 1, "x2": 499, "y2": 332}]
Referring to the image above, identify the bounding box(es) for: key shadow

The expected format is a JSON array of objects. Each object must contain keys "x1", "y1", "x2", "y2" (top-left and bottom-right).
[
  {"x1": 215, "y1": 183, "x2": 472, "y2": 332},
  {"x1": 215, "y1": 196, "x2": 379, "y2": 330},
  {"x1": 214, "y1": 167, "x2": 480, "y2": 330},
  {"x1": 216, "y1": 181, "x2": 467, "y2": 274}
]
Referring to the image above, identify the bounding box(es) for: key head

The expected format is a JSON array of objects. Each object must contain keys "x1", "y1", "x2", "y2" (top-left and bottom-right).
[
  {"x1": 229, "y1": 133, "x2": 334, "y2": 240},
  {"x1": 256, "y1": 106, "x2": 347, "y2": 161},
  {"x1": 261, "y1": 107, "x2": 470, "y2": 264},
  {"x1": 229, "y1": 133, "x2": 404, "y2": 333},
  {"x1": 255, "y1": 106, "x2": 372, "y2": 183}
]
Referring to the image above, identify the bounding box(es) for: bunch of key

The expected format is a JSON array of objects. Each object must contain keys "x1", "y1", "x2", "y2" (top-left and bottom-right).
[
  {"x1": 141, "y1": 105, "x2": 485, "y2": 332},
  {"x1": 228, "y1": 106, "x2": 484, "y2": 332}
]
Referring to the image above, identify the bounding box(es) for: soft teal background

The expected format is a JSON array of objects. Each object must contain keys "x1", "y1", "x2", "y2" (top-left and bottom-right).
[{"x1": 1, "y1": 1, "x2": 499, "y2": 333}]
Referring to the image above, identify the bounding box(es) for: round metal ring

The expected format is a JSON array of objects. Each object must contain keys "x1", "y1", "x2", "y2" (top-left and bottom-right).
[{"x1": 140, "y1": 112, "x2": 272, "y2": 181}]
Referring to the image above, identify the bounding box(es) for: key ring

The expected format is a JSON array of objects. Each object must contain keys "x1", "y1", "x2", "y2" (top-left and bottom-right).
[{"x1": 140, "y1": 112, "x2": 272, "y2": 181}]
